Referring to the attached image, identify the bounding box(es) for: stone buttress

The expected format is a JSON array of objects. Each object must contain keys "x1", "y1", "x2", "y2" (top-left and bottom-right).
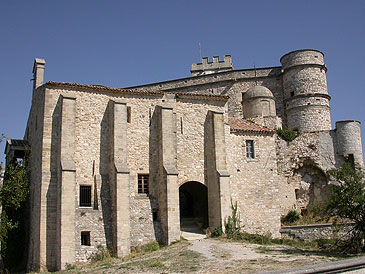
[
  {"x1": 205, "y1": 111, "x2": 231, "y2": 229},
  {"x1": 108, "y1": 100, "x2": 131, "y2": 256},
  {"x1": 56, "y1": 95, "x2": 76, "y2": 269},
  {"x1": 155, "y1": 104, "x2": 180, "y2": 245}
]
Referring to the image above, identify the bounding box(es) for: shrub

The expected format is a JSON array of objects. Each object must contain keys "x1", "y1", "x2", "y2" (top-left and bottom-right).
[
  {"x1": 326, "y1": 162, "x2": 365, "y2": 252},
  {"x1": 224, "y1": 201, "x2": 241, "y2": 240},
  {"x1": 281, "y1": 210, "x2": 300, "y2": 225},
  {"x1": 89, "y1": 245, "x2": 112, "y2": 262},
  {"x1": 143, "y1": 241, "x2": 160, "y2": 252},
  {"x1": 276, "y1": 128, "x2": 300, "y2": 142},
  {"x1": 211, "y1": 226, "x2": 223, "y2": 237}
]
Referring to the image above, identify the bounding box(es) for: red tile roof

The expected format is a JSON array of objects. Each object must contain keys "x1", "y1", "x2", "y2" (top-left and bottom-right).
[{"x1": 228, "y1": 118, "x2": 274, "y2": 134}]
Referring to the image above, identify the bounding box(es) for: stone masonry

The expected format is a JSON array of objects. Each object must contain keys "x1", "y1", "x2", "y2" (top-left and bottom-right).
[{"x1": 4, "y1": 49, "x2": 364, "y2": 271}]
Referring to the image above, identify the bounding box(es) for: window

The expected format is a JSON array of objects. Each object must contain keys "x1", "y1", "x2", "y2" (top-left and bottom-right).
[
  {"x1": 80, "y1": 185, "x2": 92, "y2": 207},
  {"x1": 138, "y1": 174, "x2": 149, "y2": 194},
  {"x1": 246, "y1": 140, "x2": 255, "y2": 159},
  {"x1": 127, "y1": 106, "x2": 131, "y2": 123},
  {"x1": 81, "y1": 231, "x2": 90, "y2": 246}
]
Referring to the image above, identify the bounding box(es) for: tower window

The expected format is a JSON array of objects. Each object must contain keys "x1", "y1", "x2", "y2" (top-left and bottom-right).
[
  {"x1": 290, "y1": 91, "x2": 294, "y2": 97},
  {"x1": 246, "y1": 140, "x2": 255, "y2": 159},
  {"x1": 138, "y1": 174, "x2": 149, "y2": 194},
  {"x1": 81, "y1": 231, "x2": 90, "y2": 246},
  {"x1": 80, "y1": 185, "x2": 92, "y2": 207}
]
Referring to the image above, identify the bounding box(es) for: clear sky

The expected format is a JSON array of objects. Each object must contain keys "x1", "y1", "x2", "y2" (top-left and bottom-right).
[{"x1": 1, "y1": 1, "x2": 364, "y2": 164}]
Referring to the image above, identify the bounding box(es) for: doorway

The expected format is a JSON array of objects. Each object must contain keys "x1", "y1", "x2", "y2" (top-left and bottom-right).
[{"x1": 179, "y1": 181, "x2": 208, "y2": 231}]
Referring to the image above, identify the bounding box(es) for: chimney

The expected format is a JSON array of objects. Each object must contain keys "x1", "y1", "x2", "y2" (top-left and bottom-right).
[{"x1": 33, "y1": 58, "x2": 46, "y2": 90}]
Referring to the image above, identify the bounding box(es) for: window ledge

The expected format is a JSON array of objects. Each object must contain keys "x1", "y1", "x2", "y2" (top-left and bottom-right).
[
  {"x1": 246, "y1": 158, "x2": 259, "y2": 162},
  {"x1": 135, "y1": 194, "x2": 150, "y2": 199},
  {"x1": 78, "y1": 207, "x2": 94, "y2": 210}
]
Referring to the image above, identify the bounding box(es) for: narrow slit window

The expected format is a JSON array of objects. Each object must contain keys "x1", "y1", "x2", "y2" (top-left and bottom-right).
[
  {"x1": 80, "y1": 185, "x2": 92, "y2": 207},
  {"x1": 81, "y1": 231, "x2": 90, "y2": 246},
  {"x1": 127, "y1": 106, "x2": 131, "y2": 123},
  {"x1": 246, "y1": 140, "x2": 255, "y2": 159},
  {"x1": 138, "y1": 174, "x2": 149, "y2": 194}
]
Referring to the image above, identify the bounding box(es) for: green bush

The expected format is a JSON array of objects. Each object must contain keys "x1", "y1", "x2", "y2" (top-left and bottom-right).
[
  {"x1": 224, "y1": 201, "x2": 241, "y2": 240},
  {"x1": 211, "y1": 226, "x2": 223, "y2": 237},
  {"x1": 276, "y1": 128, "x2": 300, "y2": 142},
  {"x1": 89, "y1": 245, "x2": 112, "y2": 262},
  {"x1": 143, "y1": 241, "x2": 160, "y2": 252},
  {"x1": 281, "y1": 210, "x2": 300, "y2": 225}
]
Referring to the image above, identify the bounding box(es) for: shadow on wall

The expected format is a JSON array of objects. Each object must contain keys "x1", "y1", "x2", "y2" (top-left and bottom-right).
[
  {"x1": 48, "y1": 96, "x2": 62, "y2": 271},
  {"x1": 149, "y1": 106, "x2": 162, "y2": 243},
  {"x1": 100, "y1": 103, "x2": 113, "y2": 250}
]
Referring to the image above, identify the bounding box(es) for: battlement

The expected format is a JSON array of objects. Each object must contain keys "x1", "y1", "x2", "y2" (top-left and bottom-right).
[{"x1": 191, "y1": 55, "x2": 233, "y2": 76}]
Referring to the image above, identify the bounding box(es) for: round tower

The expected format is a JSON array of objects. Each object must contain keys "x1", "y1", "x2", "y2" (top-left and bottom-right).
[
  {"x1": 336, "y1": 120, "x2": 363, "y2": 165},
  {"x1": 280, "y1": 49, "x2": 331, "y2": 132}
]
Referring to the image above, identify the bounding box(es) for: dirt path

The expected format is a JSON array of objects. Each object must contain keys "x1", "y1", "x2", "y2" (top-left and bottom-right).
[{"x1": 64, "y1": 238, "x2": 350, "y2": 274}]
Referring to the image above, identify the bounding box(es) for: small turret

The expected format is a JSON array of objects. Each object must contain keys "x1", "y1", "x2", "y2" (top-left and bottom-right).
[
  {"x1": 191, "y1": 55, "x2": 233, "y2": 76},
  {"x1": 281, "y1": 49, "x2": 331, "y2": 132},
  {"x1": 335, "y1": 120, "x2": 363, "y2": 165},
  {"x1": 242, "y1": 86, "x2": 276, "y2": 118}
]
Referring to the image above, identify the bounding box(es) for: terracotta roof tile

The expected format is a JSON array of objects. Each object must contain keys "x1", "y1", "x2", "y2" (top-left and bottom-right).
[
  {"x1": 45, "y1": 82, "x2": 229, "y2": 101},
  {"x1": 45, "y1": 81, "x2": 164, "y2": 96},
  {"x1": 228, "y1": 118, "x2": 274, "y2": 134}
]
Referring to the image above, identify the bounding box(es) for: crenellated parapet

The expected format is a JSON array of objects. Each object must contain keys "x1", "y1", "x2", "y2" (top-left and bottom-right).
[{"x1": 191, "y1": 55, "x2": 233, "y2": 76}]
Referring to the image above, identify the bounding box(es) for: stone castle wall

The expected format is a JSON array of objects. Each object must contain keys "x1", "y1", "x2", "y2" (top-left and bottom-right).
[{"x1": 227, "y1": 131, "x2": 281, "y2": 237}]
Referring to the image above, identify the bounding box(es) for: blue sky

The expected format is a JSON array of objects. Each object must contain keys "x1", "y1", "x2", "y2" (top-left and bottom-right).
[{"x1": 1, "y1": 1, "x2": 364, "y2": 164}]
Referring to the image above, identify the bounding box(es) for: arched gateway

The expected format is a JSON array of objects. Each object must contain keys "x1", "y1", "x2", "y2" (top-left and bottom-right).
[{"x1": 179, "y1": 181, "x2": 208, "y2": 230}]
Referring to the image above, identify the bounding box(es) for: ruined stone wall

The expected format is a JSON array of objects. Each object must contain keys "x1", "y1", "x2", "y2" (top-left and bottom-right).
[
  {"x1": 280, "y1": 223, "x2": 354, "y2": 241},
  {"x1": 276, "y1": 131, "x2": 339, "y2": 215},
  {"x1": 227, "y1": 132, "x2": 281, "y2": 237}
]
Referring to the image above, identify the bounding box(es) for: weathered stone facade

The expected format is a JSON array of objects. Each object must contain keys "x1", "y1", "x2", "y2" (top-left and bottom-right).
[{"x1": 5, "y1": 49, "x2": 364, "y2": 271}]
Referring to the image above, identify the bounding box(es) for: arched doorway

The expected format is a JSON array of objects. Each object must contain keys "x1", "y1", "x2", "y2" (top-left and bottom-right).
[{"x1": 179, "y1": 181, "x2": 208, "y2": 230}]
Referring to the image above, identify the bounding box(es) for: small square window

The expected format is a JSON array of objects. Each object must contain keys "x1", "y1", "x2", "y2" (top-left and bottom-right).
[
  {"x1": 138, "y1": 174, "x2": 149, "y2": 194},
  {"x1": 290, "y1": 91, "x2": 294, "y2": 97},
  {"x1": 246, "y1": 140, "x2": 255, "y2": 159},
  {"x1": 80, "y1": 185, "x2": 92, "y2": 207},
  {"x1": 81, "y1": 231, "x2": 90, "y2": 246}
]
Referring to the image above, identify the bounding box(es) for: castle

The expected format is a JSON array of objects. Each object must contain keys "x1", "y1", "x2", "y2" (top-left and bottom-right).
[{"x1": 4, "y1": 49, "x2": 363, "y2": 271}]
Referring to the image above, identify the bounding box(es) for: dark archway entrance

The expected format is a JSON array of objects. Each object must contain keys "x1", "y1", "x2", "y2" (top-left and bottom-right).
[{"x1": 179, "y1": 181, "x2": 208, "y2": 231}]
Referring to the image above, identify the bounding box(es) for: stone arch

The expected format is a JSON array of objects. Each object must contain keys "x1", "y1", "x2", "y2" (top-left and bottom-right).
[
  {"x1": 179, "y1": 181, "x2": 208, "y2": 229},
  {"x1": 290, "y1": 162, "x2": 330, "y2": 214}
]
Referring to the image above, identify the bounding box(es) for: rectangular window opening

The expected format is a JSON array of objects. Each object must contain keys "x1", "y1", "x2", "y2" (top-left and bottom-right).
[
  {"x1": 80, "y1": 185, "x2": 92, "y2": 207},
  {"x1": 246, "y1": 140, "x2": 255, "y2": 159},
  {"x1": 138, "y1": 174, "x2": 149, "y2": 194},
  {"x1": 81, "y1": 231, "x2": 91, "y2": 246},
  {"x1": 127, "y1": 106, "x2": 131, "y2": 123}
]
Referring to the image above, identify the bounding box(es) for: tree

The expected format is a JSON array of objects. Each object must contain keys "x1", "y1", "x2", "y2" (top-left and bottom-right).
[{"x1": 327, "y1": 162, "x2": 365, "y2": 251}]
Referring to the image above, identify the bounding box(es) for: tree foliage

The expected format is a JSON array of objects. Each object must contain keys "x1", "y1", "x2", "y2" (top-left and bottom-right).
[
  {"x1": 327, "y1": 162, "x2": 365, "y2": 251},
  {"x1": 0, "y1": 160, "x2": 29, "y2": 267}
]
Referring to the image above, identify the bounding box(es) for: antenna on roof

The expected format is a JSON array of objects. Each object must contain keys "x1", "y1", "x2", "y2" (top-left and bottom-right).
[
  {"x1": 199, "y1": 42, "x2": 202, "y2": 60},
  {"x1": 254, "y1": 62, "x2": 258, "y2": 85}
]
